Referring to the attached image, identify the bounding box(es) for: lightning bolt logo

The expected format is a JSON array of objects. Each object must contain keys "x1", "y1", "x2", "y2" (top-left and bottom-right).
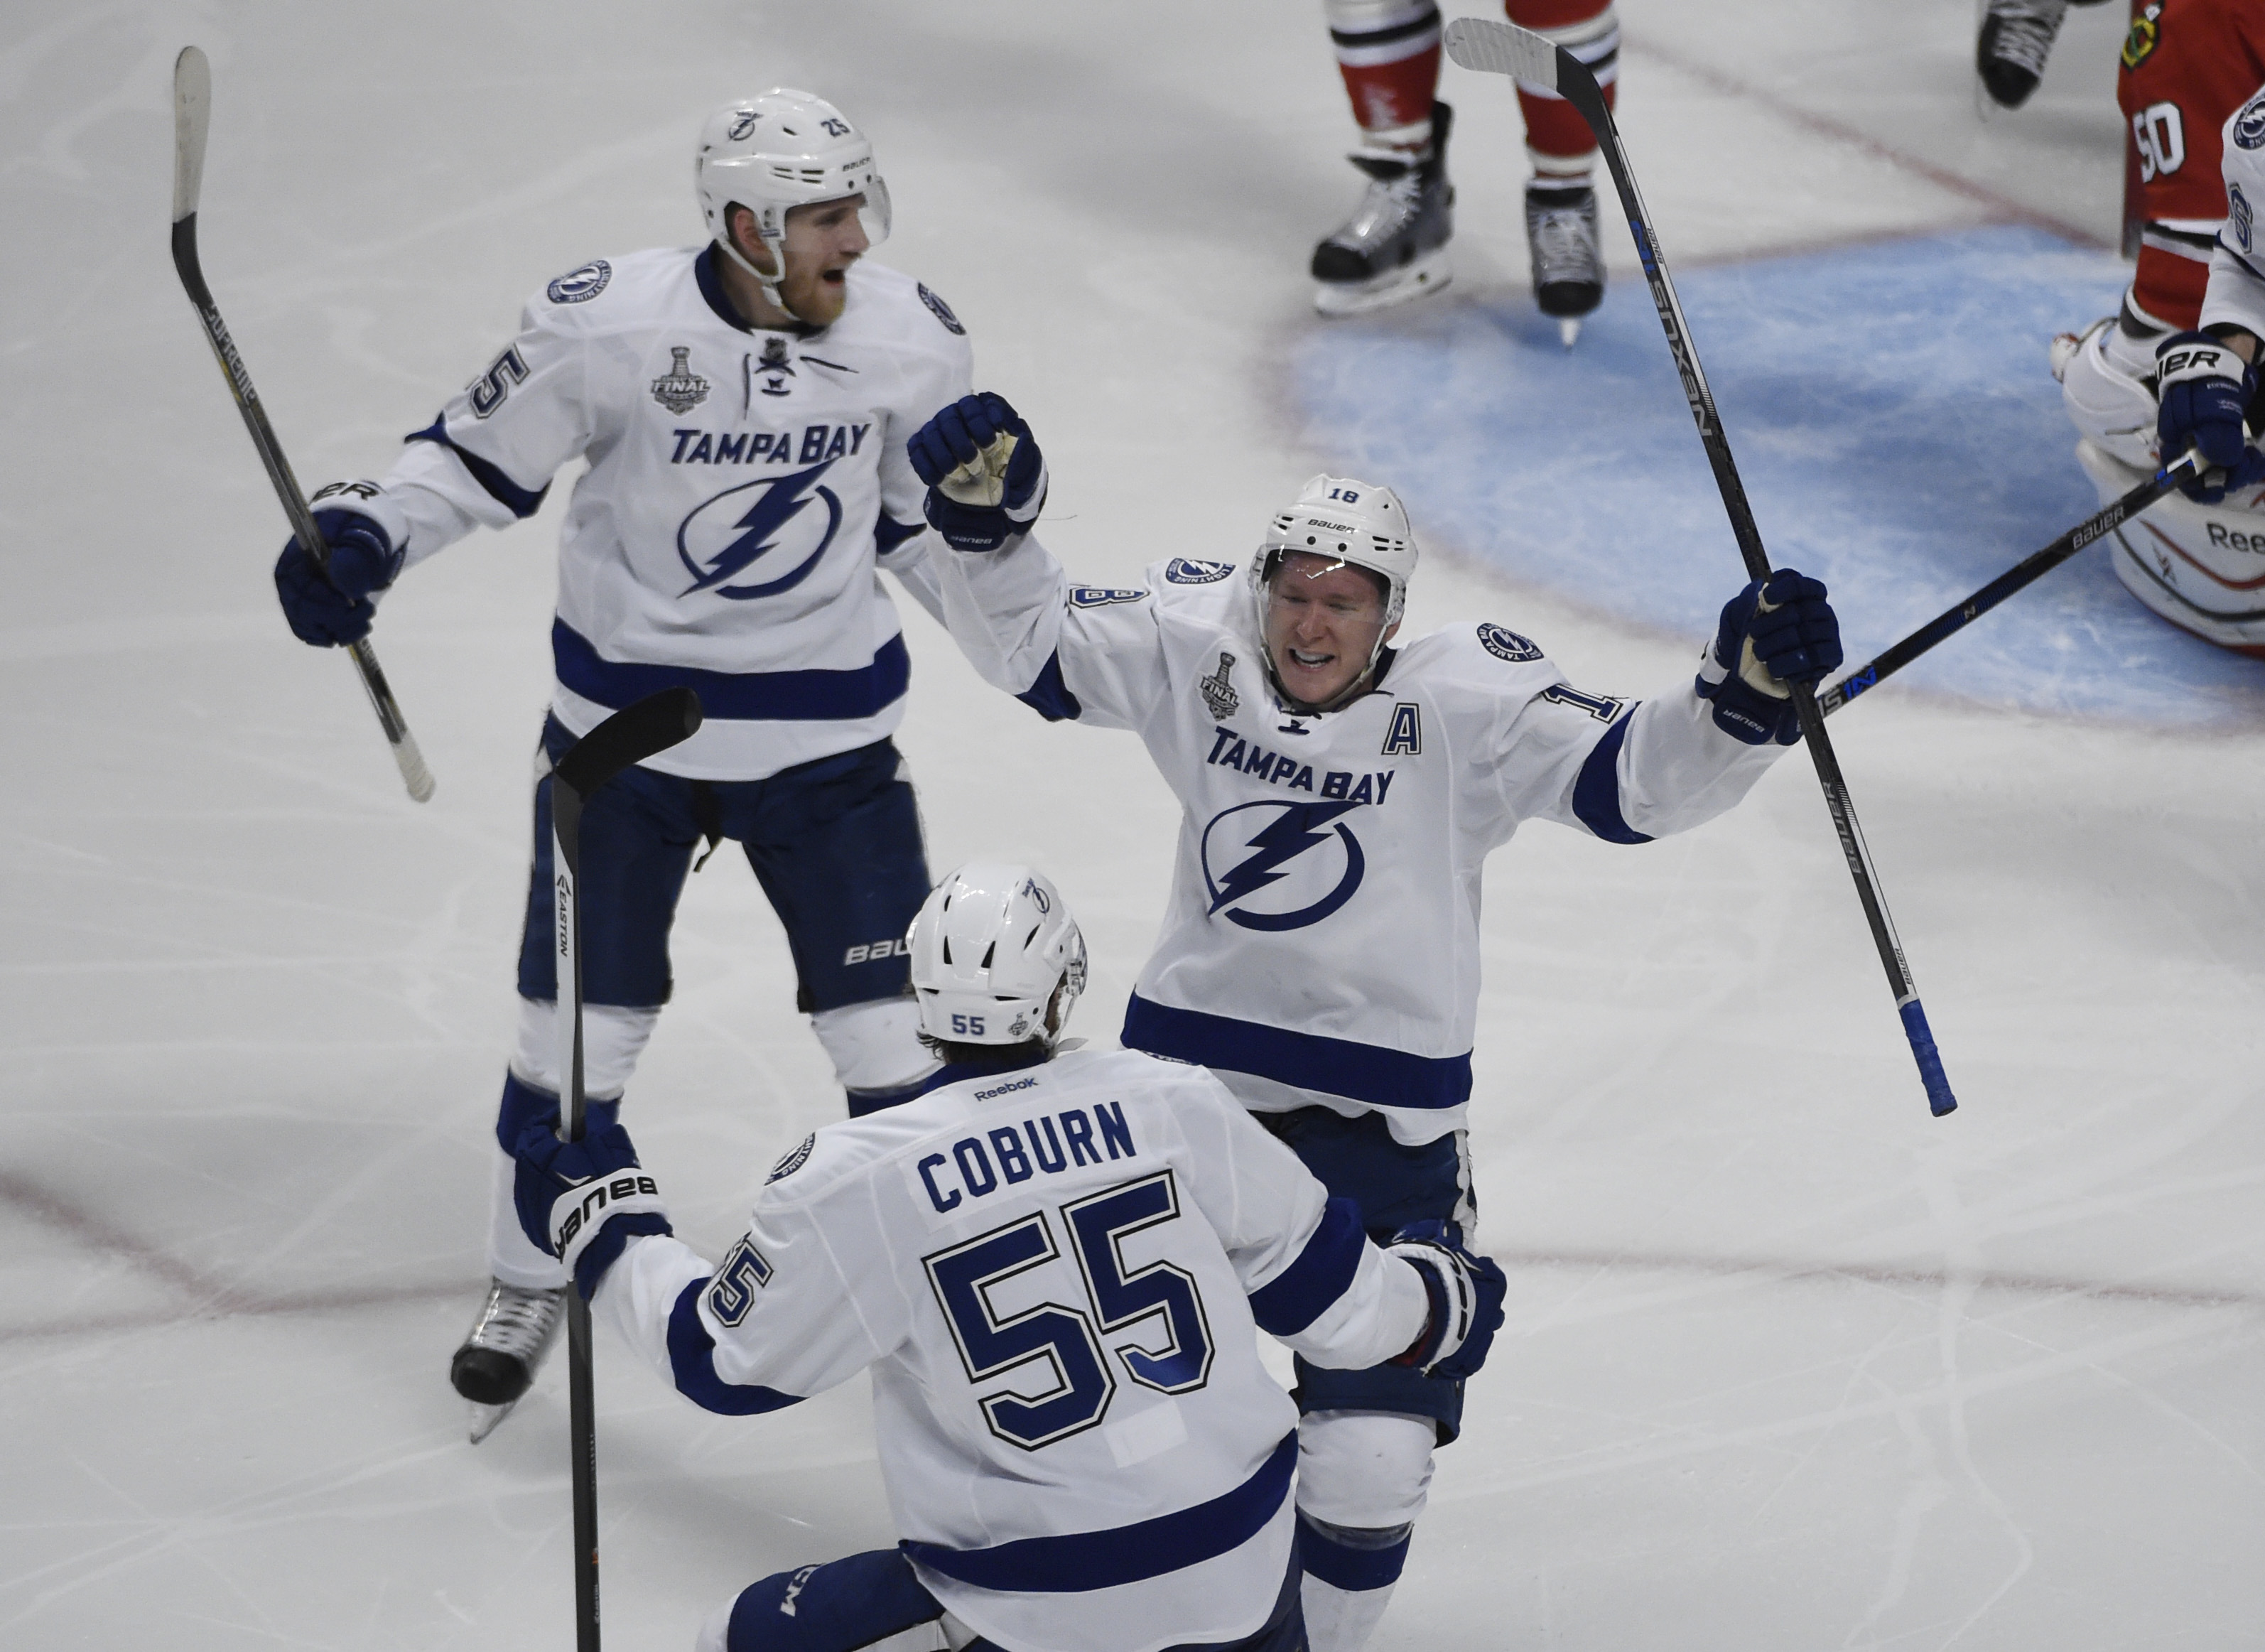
[
  {"x1": 1201, "y1": 801, "x2": 1366, "y2": 932},
  {"x1": 676, "y1": 460, "x2": 843, "y2": 601}
]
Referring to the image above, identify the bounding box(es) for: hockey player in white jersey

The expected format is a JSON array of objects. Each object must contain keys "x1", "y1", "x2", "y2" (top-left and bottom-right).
[
  {"x1": 503, "y1": 861, "x2": 1508, "y2": 1652},
  {"x1": 268, "y1": 90, "x2": 975, "y2": 1437},
  {"x1": 904, "y1": 395, "x2": 1841, "y2": 1652}
]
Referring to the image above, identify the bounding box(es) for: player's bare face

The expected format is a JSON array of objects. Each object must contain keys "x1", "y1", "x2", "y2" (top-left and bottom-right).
[
  {"x1": 778, "y1": 196, "x2": 870, "y2": 325},
  {"x1": 1263, "y1": 552, "x2": 1398, "y2": 709}
]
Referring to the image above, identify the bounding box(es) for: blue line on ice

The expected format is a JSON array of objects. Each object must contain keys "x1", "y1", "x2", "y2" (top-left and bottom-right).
[{"x1": 1292, "y1": 225, "x2": 2265, "y2": 728}]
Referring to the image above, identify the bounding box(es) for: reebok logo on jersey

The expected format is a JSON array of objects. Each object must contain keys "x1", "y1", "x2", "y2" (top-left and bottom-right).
[{"x1": 972, "y1": 1076, "x2": 1039, "y2": 1101}]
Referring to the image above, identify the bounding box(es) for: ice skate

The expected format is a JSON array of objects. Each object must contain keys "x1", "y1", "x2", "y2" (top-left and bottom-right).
[
  {"x1": 1525, "y1": 180, "x2": 1604, "y2": 347},
  {"x1": 1976, "y1": 0, "x2": 2070, "y2": 110},
  {"x1": 450, "y1": 1278, "x2": 566, "y2": 1443},
  {"x1": 1311, "y1": 102, "x2": 1455, "y2": 318}
]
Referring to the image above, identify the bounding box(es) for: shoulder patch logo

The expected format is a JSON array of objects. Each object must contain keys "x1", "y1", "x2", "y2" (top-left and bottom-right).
[
  {"x1": 1164, "y1": 558, "x2": 1236, "y2": 584},
  {"x1": 1069, "y1": 586, "x2": 1147, "y2": 608},
  {"x1": 546, "y1": 259, "x2": 612, "y2": 304},
  {"x1": 1477, "y1": 622, "x2": 1543, "y2": 663},
  {"x1": 767, "y1": 1133, "x2": 817, "y2": 1184},
  {"x1": 1199, "y1": 652, "x2": 1240, "y2": 721},
  {"x1": 652, "y1": 345, "x2": 710, "y2": 414},
  {"x1": 2120, "y1": 4, "x2": 2161, "y2": 70},
  {"x1": 917, "y1": 283, "x2": 966, "y2": 335},
  {"x1": 2238, "y1": 92, "x2": 2265, "y2": 151}
]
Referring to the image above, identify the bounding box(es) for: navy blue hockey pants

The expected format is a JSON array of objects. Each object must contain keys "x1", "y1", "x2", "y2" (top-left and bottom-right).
[
  {"x1": 718, "y1": 1547, "x2": 1304, "y2": 1652},
  {"x1": 514, "y1": 715, "x2": 930, "y2": 1015}
]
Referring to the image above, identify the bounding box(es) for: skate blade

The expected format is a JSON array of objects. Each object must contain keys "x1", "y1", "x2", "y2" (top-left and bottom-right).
[
  {"x1": 1558, "y1": 318, "x2": 1582, "y2": 349},
  {"x1": 467, "y1": 1398, "x2": 519, "y2": 1445},
  {"x1": 1313, "y1": 249, "x2": 1452, "y2": 318}
]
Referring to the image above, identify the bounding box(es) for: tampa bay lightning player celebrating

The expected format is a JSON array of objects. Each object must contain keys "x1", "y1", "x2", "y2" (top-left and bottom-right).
[
  {"x1": 904, "y1": 395, "x2": 1841, "y2": 1652},
  {"x1": 506, "y1": 861, "x2": 1506, "y2": 1652},
  {"x1": 270, "y1": 91, "x2": 974, "y2": 1440}
]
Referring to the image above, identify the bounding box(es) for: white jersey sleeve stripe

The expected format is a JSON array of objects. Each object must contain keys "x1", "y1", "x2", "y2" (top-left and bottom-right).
[
  {"x1": 664, "y1": 1278, "x2": 806, "y2": 1414},
  {"x1": 902, "y1": 1430, "x2": 1295, "y2": 1593}
]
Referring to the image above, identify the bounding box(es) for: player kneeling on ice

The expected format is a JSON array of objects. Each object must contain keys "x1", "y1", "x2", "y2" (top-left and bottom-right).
[
  {"x1": 907, "y1": 394, "x2": 1839, "y2": 1652},
  {"x1": 508, "y1": 860, "x2": 1507, "y2": 1652}
]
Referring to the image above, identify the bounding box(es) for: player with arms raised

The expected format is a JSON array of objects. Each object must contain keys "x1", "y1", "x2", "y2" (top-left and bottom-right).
[
  {"x1": 504, "y1": 863, "x2": 1507, "y2": 1652},
  {"x1": 904, "y1": 395, "x2": 1840, "y2": 1652},
  {"x1": 269, "y1": 91, "x2": 975, "y2": 1437}
]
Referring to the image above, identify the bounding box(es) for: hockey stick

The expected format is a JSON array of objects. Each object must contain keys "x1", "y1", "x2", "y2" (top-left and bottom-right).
[
  {"x1": 1818, "y1": 450, "x2": 2206, "y2": 713},
  {"x1": 171, "y1": 46, "x2": 435, "y2": 804},
  {"x1": 1445, "y1": 18, "x2": 1958, "y2": 1117},
  {"x1": 550, "y1": 686, "x2": 704, "y2": 1652}
]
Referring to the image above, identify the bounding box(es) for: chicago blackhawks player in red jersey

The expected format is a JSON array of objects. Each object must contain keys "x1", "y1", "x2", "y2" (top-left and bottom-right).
[
  {"x1": 1309, "y1": 0, "x2": 1617, "y2": 340},
  {"x1": 2054, "y1": 1, "x2": 2265, "y2": 654}
]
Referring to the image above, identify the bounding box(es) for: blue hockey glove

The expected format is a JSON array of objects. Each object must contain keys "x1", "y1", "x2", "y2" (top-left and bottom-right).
[
  {"x1": 2155, "y1": 331, "x2": 2265, "y2": 503},
  {"x1": 511, "y1": 1107, "x2": 672, "y2": 1300},
  {"x1": 907, "y1": 392, "x2": 1048, "y2": 553},
  {"x1": 273, "y1": 506, "x2": 404, "y2": 647},
  {"x1": 1385, "y1": 1221, "x2": 1507, "y2": 1381},
  {"x1": 1695, "y1": 568, "x2": 1840, "y2": 746}
]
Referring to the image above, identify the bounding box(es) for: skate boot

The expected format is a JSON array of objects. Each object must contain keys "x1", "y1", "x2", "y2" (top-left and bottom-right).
[
  {"x1": 1525, "y1": 180, "x2": 1605, "y2": 347},
  {"x1": 1976, "y1": 0, "x2": 2069, "y2": 109},
  {"x1": 450, "y1": 1278, "x2": 566, "y2": 1444},
  {"x1": 1311, "y1": 101, "x2": 1454, "y2": 318}
]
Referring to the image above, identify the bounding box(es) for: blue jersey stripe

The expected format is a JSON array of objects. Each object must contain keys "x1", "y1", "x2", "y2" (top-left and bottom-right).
[
  {"x1": 665, "y1": 1278, "x2": 804, "y2": 1415},
  {"x1": 1015, "y1": 649, "x2": 1082, "y2": 722},
  {"x1": 553, "y1": 620, "x2": 911, "y2": 722},
  {"x1": 1570, "y1": 714, "x2": 1653, "y2": 845},
  {"x1": 902, "y1": 1430, "x2": 1295, "y2": 1594},
  {"x1": 1248, "y1": 1197, "x2": 1366, "y2": 1336},
  {"x1": 406, "y1": 416, "x2": 551, "y2": 519},
  {"x1": 1121, "y1": 995, "x2": 1473, "y2": 1112}
]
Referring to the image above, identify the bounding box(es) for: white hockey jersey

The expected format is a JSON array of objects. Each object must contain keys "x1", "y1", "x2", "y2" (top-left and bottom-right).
[
  {"x1": 931, "y1": 542, "x2": 1790, "y2": 1145},
  {"x1": 342, "y1": 247, "x2": 972, "y2": 779},
  {"x1": 598, "y1": 1048, "x2": 1427, "y2": 1652},
  {"x1": 2202, "y1": 85, "x2": 2265, "y2": 342}
]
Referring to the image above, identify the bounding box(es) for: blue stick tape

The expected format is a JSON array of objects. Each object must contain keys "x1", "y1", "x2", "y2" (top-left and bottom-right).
[{"x1": 1898, "y1": 998, "x2": 1957, "y2": 1117}]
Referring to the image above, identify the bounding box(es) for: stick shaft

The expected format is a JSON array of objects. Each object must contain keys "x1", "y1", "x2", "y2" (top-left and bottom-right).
[
  {"x1": 1445, "y1": 18, "x2": 1955, "y2": 1116},
  {"x1": 551, "y1": 786, "x2": 600, "y2": 1650},
  {"x1": 1820, "y1": 456, "x2": 2198, "y2": 713},
  {"x1": 171, "y1": 48, "x2": 432, "y2": 802}
]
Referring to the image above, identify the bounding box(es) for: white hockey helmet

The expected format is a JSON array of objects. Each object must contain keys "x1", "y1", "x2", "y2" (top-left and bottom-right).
[
  {"x1": 695, "y1": 90, "x2": 891, "y2": 296},
  {"x1": 1248, "y1": 474, "x2": 1417, "y2": 630},
  {"x1": 909, "y1": 863, "x2": 1088, "y2": 1050}
]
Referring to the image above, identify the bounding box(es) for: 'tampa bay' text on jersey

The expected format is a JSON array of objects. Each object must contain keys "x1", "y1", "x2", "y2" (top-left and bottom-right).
[
  {"x1": 595, "y1": 1048, "x2": 1427, "y2": 1652},
  {"x1": 930, "y1": 543, "x2": 1790, "y2": 1145},
  {"x1": 335, "y1": 247, "x2": 972, "y2": 779}
]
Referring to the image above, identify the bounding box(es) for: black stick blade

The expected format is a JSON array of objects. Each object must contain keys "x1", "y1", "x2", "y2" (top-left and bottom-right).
[{"x1": 553, "y1": 689, "x2": 704, "y2": 801}]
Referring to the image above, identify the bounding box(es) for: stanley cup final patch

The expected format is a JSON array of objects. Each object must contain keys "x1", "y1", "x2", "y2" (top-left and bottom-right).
[
  {"x1": 652, "y1": 346, "x2": 710, "y2": 414},
  {"x1": 1199, "y1": 652, "x2": 1240, "y2": 720}
]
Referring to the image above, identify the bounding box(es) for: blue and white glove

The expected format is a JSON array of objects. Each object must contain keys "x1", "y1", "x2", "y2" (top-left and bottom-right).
[
  {"x1": 907, "y1": 392, "x2": 1049, "y2": 553},
  {"x1": 1385, "y1": 1220, "x2": 1508, "y2": 1381},
  {"x1": 2155, "y1": 331, "x2": 2265, "y2": 503},
  {"x1": 511, "y1": 1108, "x2": 673, "y2": 1301},
  {"x1": 1696, "y1": 568, "x2": 1841, "y2": 746},
  {"x1": 273, "y1": 495, "x2": 404, "y2": 647}
]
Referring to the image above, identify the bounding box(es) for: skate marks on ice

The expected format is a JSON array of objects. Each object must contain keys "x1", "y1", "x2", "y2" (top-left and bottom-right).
[{"x1": 1293, "y1": 225, "x2": 2265, "y2": 728}]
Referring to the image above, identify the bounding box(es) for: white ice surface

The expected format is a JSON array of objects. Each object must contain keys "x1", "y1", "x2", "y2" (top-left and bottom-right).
[{"x1": 3, "y1": 1, "x2": 2260, "y2": 1648}]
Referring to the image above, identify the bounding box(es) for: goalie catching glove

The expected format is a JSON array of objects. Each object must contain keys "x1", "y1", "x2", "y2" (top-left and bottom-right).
[
  {"x1": 1384, "y1": 1220, "x2": 1508, "y2": 1380},
  {"x1": 510, "y1": 1108, "x2": 672, "y2": 1300},
  {"x1": 907, "y1": 392, "x2": 1048, "y2": 552}
]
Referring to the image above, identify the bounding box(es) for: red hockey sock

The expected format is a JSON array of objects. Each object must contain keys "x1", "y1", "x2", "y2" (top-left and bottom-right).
[
  {"x1": 1326, "y1": 0, "x2": 1443, "y2": 149},
  {"x1": 1504, "y1": 0, "x2": 1618, "y2": 173}
]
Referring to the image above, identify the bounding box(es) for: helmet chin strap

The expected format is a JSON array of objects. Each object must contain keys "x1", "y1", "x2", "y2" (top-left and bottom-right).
[{"x1": 715, "y1": 233, "x2": 790, "y2": 316}]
